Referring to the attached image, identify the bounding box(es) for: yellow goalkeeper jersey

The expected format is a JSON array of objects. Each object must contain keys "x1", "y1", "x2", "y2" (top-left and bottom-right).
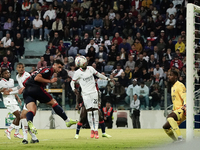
[{"x1": 171, "y1": 81, "x2": 186, "y2": 110}]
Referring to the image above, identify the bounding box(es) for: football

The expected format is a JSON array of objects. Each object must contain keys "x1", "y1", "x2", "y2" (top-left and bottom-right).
[{"x1": 75, "y1": 56, "x2": 87, "y2": 68}]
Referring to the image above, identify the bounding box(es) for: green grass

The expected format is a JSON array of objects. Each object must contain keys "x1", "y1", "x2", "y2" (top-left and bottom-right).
[{"x1": 0, "y1": 129, "x2": 191, "y2": 150}]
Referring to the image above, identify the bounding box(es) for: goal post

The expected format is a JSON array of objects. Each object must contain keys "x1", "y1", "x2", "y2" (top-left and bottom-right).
[{"x1": 186, "y1": 3, "x2": 199, "y2": 141}]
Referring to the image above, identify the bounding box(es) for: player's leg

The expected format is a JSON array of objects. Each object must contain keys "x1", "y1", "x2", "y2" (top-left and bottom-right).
[
  {"x1": 92, "y1": 108, "x2": 99, "y2": 139},
  {"x1": 99, "y1": 109, "x2": 111, "y2": 138},
  {"x1": 47, "y1": 98, "x2": 77, "y2": 126},
  {"x1": 12, "y1": 110, "x2": 23, "y2": 139},
  {"x1": 163, "y1": 121, "x2": 177, "y2": 141},
  {"x1": 74, "y1": 106, "x2": 87, "y2": 139}
]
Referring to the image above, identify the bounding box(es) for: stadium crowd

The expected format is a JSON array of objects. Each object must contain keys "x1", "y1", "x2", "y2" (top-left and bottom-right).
[{"x1": 0, "y1": 0, "x2": 200, "y2": 111}]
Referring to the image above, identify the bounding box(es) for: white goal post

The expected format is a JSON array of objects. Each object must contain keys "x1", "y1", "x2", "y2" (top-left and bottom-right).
[{"x1": 186, "y1": 3, "x2": 200, "y2": 141}]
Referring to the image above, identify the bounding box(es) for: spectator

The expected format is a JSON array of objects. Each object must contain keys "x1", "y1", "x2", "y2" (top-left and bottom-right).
[
  {"x1": 85, "y1": 39, "x2": 99, "y2": 54},
  {"x1": 97, "y1": 72, "x2": 108, "y2": 91},
  {"x1": 166, "y1": 39, "x2": 175, "y2": 53},
  {"x1": 160, "y1": 0, "x2": 170, "y2": 15},
  {"x1": 12, "y1": 0, "x2": 21, "y2": 17},
  {"x1": 153, "y1": 63, "x2": 164, "y2": 78},
  {"x1": 119, "y1": 48, "x2": 128, "y2": 65},
  {"x1": 151, "y1": 73, "x2": 164, "y2": 89},
  {"x1": 117, "y1": 4, "x2": 127, "y2": 21},
  {"x1": 63, "y1": 57, "x2": 69, "y2": 70},
  {"x1": 31, "y1": 0, "x2": 40, "y2": 17},
  {"x1": 93, "y1": 32, "x2": 103, "y2": 46},
  {"x1": 108, "y1": 9, "x2": 115, "y2": 21},
  {"x1": 29, "y1": 66, "x2": 37, "y2": 74},
  {"x1": 112, "y1": 14, "x2": 123, "y2": 35},
  {"x1": 96, "y1": 46, "x2": 107, "y2": 65},
  {"x1": 80, "y1": 33, "x2": 90, "y2": 49},
  {"x1": 14, "y1": 17, "x2": 22, "y2": 36},
  {"x1": 156, "y1": 30, "x2": 168, "y2": 44},
  {"x1": 6, "y1": 6, "x2": 16, "y2": 22},
  {"x1": 31, "y1": 14, "x2": 43, "y2": 41},
  {"x1": 141, "y1": 68, "x2": 150, "y2": 82},
  {"x1": 37, "y1": 56, "x2": 47, "y2": 68},
  {"x1": 134, "y1": 38, "x2": 143, "y2": 53},
  {"x1": 51, "y1": 18, "x2": 63, "y2": 39},
  {"x1": 52, "y1": 0, "x2": 59, "y2": 10},
  {"x1": 112, "y1": 63, "x2": 124, "y2": 77},
  {"x1": 49, "y1": 73, "x2": 62, "y2": 90},
  {"x1": 98, "y1": 6, "x2": 106, "y2": 19},
  {"x1": 146, "y1": 17, "x2": 155, "y2": 37},
  {"x1": 124, "y1": 56, "x2": 135, "y2": 71},
  {"x1": 3, "y1": 18, "x2": 14, "y2": 36},
  {"x1": 54, "y1": 49, "x2": 64, "y2": 62},
  {"x1": 43, "y1": 49, "x2": 51, "y2": 62},
  {"x1": 71, "y1": 0, "x2": 80, "y2": 12},
  {"x1": 70, "y1": 16, "x2": 81, "y2": 37},
  {"x1": 175, "y1": 36, "x2": 185, "y2": 54},
  {"x1": 153, "y1": 46, "x2": 161, "y2": 62},
  {"x1": 22, "y1": 0, "x2": 31, "y2": 17},
  {"x1": 63, "y1": 17, "x2": 71, "y2": 40},
  {"x1": 13, "y1": 33, "x2": 25, "y2": 59},
  {"x1": 135, "y1": 54, "x2": 148, "y2": 73},
  {"x1": 155, "y1": 15, "x2": 165, "y2": 36},
  {"x1": 37, "y1": 6, "x2": 45, "y2": 20},
  {"x1": 57, "y1": 7, "x2": 66, "y2": 22},
  {"x1": 127, "y1": 36, "x2": 134, "y2": 46},
  {"x1": 133, "y1": 14, "x2": 144, "y2": 35},
  {"x1": 148, "y1": 54, "x2": 157, "y2": 69},
  {"x1": 124, "y1": 66, "x2": 133, "y2": 81},
  {"x1": 68, "y1": 63, "x2": 76, "y2": 78},
  {"x1": 113, "y1": 80, "x2": 126, "y2": 105},
  {"x1": 81, "y1": 0, "x2": 91, "y2": 10},
  {"x1": 57, "y1": 68, "x2": 68, "y2": 83},
  {"x1": 22, "y1": 16, "x2": 31, "y2": 41},
  {"x1": 118, "y1": 71, "x2": 129, "y2": 89},
  {"x1": 119, "y1": 38, "x2": 131, "y2": 53},
  {"x1": 156, "y1": 38, "x2": 166, "y2": 52},
  {"x1": 47, "y1": 55, "x2": 54, "y2": 66},
  {"x1": 94, "y1": 58, "x2": 103, "y2": 72},
  {"x1": 103, "y1": 35, "x2": 111, "y2": 49},
  {"x1": 102, "y1": 102, "x2": 113, "y2": 129},
  {"x1": 144, "y1": 41, "x2": 154, "y2": 55},
  {"x1": 0, "y1": 33, "x2": 11, "y2": 49},
  {"x1": 175, "y1": 49, "x2": 183, "y2": 60},
  {"x1": 125, "y1": 79, "x2": 140, "y2": 104},
  {"x1": 58, "y1": 40, "x2": 67, "y2": 56},
  {"x1": 1, "y1": 57, "x2": 12, "y2": 72},
  {"x1": 176, "y1": 15, "x2": 186, "y2": 36},
  {"x1": 86, "y1": 46, "x2": 96, "y2": 65},
  {"x1": 164, "y1": 48, "x2": 173, "y2": 62},
  {"x1": 149, "y1": 83, "x2": 161, "y2": 110},
  {"x1": 49, "y1": 32, "x2": 60, "y2": 46},
  {"x1": 143, "y1": 51, "x2": 149, "y2": 62},
  {"x1": 107, "y1": 46, "x2": 118, "y2": 65},
  {"x1": 43, "y1": 16, "x2": 52, "y2": 41},
  {"x1": 93, "y1": 14, "x2": 103, "y2": 37},
  {"x1": 137, "y1": 81, "x2": 149, "y2": 110},
  {"x1": 129, "y1": 6, "x2": 138, "y2": 18},
  {"x1": 134, "y1": 32, "x2": 145, "y2": 47},
  {"x1": 103, "y1": 15, "x2": 111, "y2": 36},
  {"x1": 165, "y1": 14, "x2": 176, "y2": 39},
  {"x1": 112, "y1": 39, "x2": 119, "y2": 51},
  {"x1": 43, "y1": 4, "x2": 56, "y2": 20},
  {"x1": 159, "y1": 56, "x2": 170, "y2": 71},
  {"x1": 86, "y1": 6, "x2": 95, "y2": 25},
  {"x1": 147, "y1": 31, "x2": 157, "y2": 46},
  {"x1": 112, "y1": 32, "x2": 123, "y2": 45},
  {"x1": 166, "y1": 3, "x2": 176, "y2": 18},
  {"x1": 129, "y1": 44, "x2": 138, "y2": 60},
  {"x1": 170, "y1": 55, "x2": 183, "y2": 70},
  {"x1": 6, "y1": 50, "x2": 15, "y2": 70},
  {"x1": 131, "y1": 0, "x2": 142, "y2": 10},
  {"x1": 132, "y1": 66, "x2": 141, "y2": 80},
  {"x1": 142, "y1": 0, "x2": 152, "y2": 9},
  {"x1": 113, "y1": 55, "x2": 123, "y2": 69},
  {"x1": 151, "y1": 6, "x2": 159, "y2": 22},
  {"x1": 130, "y1": 94, "x2": 140, "y2": 128}
]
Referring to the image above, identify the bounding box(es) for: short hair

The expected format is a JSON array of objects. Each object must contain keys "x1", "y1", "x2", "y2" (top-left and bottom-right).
[
  {"x1": 171, "y1": 70, "x2": 179, "y2": 77},
  {"x1": 17, "y1": 62, "x2": 25, "y2": 67},
  {"x1": 54, "y1": 59, "x2": 64, "y2": 66},
  {"x1": 1, "y1": 69, "x2": 9, "y2": 75}
]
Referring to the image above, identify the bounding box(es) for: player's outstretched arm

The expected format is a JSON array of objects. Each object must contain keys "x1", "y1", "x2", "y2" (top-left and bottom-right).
[{"x1": 35, "y1": 74, "x2": 57, "y2": 83}]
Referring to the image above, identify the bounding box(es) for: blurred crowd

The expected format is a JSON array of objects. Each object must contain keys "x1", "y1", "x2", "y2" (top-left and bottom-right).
[{"x1": 0, "y1": 0, "x2": 200, "y2": 110}]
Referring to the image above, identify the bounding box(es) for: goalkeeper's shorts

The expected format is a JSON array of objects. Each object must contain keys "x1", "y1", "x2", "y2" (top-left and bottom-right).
[{"x1": 174, "y1": 108, "x2": 186, "y2": 126}]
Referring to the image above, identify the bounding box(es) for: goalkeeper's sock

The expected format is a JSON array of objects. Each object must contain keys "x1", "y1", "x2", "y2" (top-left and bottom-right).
[
  {"x1": 76, "y1": 122, "x2": 82, "y2": 135},
  {"x1": 26, "y1": 111, "x2": 34, "y2": 122},
  {"x1": 52, "y1": 103, "x2": 68, "y2": 121},
  {"x1": 164, "y1": 129, "x2": 177, "y2": 141},
  {"x1": 99, "y1": 120, "x2": 105, "y2": 134},
  {"x1": 167, "y1": 117, "x2": 182, "y2": 137}
]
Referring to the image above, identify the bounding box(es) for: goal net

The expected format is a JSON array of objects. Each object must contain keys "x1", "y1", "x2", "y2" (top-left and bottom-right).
[{"x1": 186, "y1": 3, "x2": 200, "y2": 141}]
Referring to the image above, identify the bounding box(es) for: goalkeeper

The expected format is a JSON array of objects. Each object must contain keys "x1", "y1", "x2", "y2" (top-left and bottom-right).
[{"x1": 163, "y1": 70, "x2": 186, "y2": 142}]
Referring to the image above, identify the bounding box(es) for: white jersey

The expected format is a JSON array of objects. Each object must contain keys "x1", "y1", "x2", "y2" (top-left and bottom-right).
[
  {"x1": 72, "y1": 66, "x2": 98, "y2": 95},
  {"x1": 16, "y1": 71, "x2": 30, "y2": 88},
  {"x1": 0, "y1": 78, "x2": 17, "y2": 105}
]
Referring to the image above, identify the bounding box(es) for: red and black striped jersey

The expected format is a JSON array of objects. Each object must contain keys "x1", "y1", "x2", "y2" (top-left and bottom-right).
[{"x1": 23, "y1": 67, "x2": 54, "y2": 88}]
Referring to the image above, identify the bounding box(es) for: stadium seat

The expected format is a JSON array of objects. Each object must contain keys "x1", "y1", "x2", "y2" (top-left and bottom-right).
[
  {"x1": 64, "y1": 43, "x2": 71, "y2": 48},
  {"x1": 84, "y1": 25, "x2": 94, "y2": 36},
  {"x1": 104, "y1": 65, "x2": 113, "y2": 74},
  {"x1": 79, "y1": 49, "x2": 86, "y2": 56},
  {"x1": 116, "y1": 112, "x2": 128, "y2": 128}
]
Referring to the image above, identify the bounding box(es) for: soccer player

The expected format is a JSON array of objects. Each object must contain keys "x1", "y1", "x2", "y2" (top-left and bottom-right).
[
  {"x1": 4, "y1": 63, "x2": 39, "y2": 144},
  {"x1": 71, "y1": 56, "x2": 110, "y2": 139},
  {"x1": 0, "y1": 69, "x2": 23, "y2": 139},
  {"x1": 163, "y1": 70, "x2": 186, "y2": 141},
  {"x1": 22, "y1": 60, "x2": 77, "y2": 135},
  {"x1": 73, "y1": 84, "x2": 111, "y2": 139}
]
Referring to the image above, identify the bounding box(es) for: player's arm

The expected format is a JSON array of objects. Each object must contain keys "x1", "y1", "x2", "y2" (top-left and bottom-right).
[
  {"x1": 91, "y1": 67, "x2": 110, "y2": 80},
  {"x1": 179, "y1": 84, "x2": 187, "y2": 112},
  {"x1": 70, "y1": 80, "x2": 79, "y2": 94},
  {"x1": 15, "y1": 94, "x2": 22, "y2": 106},
  {"x1": 35, "y1": 73, "x2": 57, "y2": 83}
]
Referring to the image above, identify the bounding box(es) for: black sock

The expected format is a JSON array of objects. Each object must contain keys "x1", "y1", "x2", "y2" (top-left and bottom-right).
[
  {"x1": 99, "y1": 122, "x2": 105, "y2": 134},
  {"x1": 76, "y1": 124, "x2": 82, "y2": 135},
  {"x1": 26, "y1": 111, "x2": 34, "y2": 122},
  {"x1": 52, "y1": 104, "x2": 68, "y2": 121}
]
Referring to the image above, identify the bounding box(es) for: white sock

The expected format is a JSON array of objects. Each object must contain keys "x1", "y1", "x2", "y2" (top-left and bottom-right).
[
  {"x1": 28, "y1": 130, "x2": 37, "y2": 140},
  {"x1": 15, "y1": 126, "x2": 20, "y2": 134},
  {"x1": 87, "y1": 111, "x2": 94, "y2": 131},
  {"x1": 93, "y1": 110, "x2": 99, "y2": 131},
  {"x1": 65, "y1": 118, "x2": 70, "y2": 122},
  {"x1": 21, "y1": 119, "x2": 28, "y2": 140},
  {"x1": 7, "y1": 123, "x2": 15, "y2": 132}
]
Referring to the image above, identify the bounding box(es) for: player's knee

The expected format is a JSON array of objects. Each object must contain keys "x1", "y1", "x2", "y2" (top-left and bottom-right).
[{"x1": 167, "y1": 117, "x2": 174, "y2": 123}]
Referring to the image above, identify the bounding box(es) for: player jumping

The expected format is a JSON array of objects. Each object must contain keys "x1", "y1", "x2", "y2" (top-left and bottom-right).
[
  {"x1": 4, "y1": 63, "x2": 39, "y2": 144},
  {"x1": 163, "y1": 70, "x2": 186, "y2": 142},
  {"x1": 73, "y1": 83, "x2": 111, "y2": 139},
  {"x1": 22, "y1": 60, "x2": 77, "y2": 135},
  {"x1": 71, "y1": 56, "x2": 110, "y2": 139},
  {"x1": 0, "y1": 69, "x2": 23, "y2": 139}
]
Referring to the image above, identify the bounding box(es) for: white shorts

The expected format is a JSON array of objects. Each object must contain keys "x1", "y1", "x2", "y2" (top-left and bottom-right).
[
  {"x1": 5, "y1": 104, "x2": 21, "y2": 113},
  {"x1": 82, "y1": 91, "x2": 98, "y2": 110}
]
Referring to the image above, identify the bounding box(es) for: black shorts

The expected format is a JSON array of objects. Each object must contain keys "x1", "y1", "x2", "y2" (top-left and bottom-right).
[{"x1": 23, "y1": 85, "x2": 53, "y2": 105}]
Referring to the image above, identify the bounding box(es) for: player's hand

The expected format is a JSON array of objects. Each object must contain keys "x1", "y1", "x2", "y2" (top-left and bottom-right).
[
  {"x1": 18, "y1": 87, "x2": 25, "y2": 95},
  {"x1": 3, "y1": 90, "x2": 10, "y2": 95},
  {"x1": 181, "y1": 104, "x2": 186, "y2": 114},
  {"x1": 74, "y1": 89, "x2": 79, "y2": 95},
  {"x1": 50, "y1": 78, "x2": 57, "y2": 83},
  {"x1": 8, "y1": 88, "x2": 13, "y2": 92},
  {"x1": 75, "y1": 103, "x2": 79, "y2": 110}
]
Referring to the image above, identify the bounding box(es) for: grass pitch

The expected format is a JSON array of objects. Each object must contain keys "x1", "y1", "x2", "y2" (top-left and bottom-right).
[{"x1": 0, "y1": 129, "x2": 192, "y2": 150}]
